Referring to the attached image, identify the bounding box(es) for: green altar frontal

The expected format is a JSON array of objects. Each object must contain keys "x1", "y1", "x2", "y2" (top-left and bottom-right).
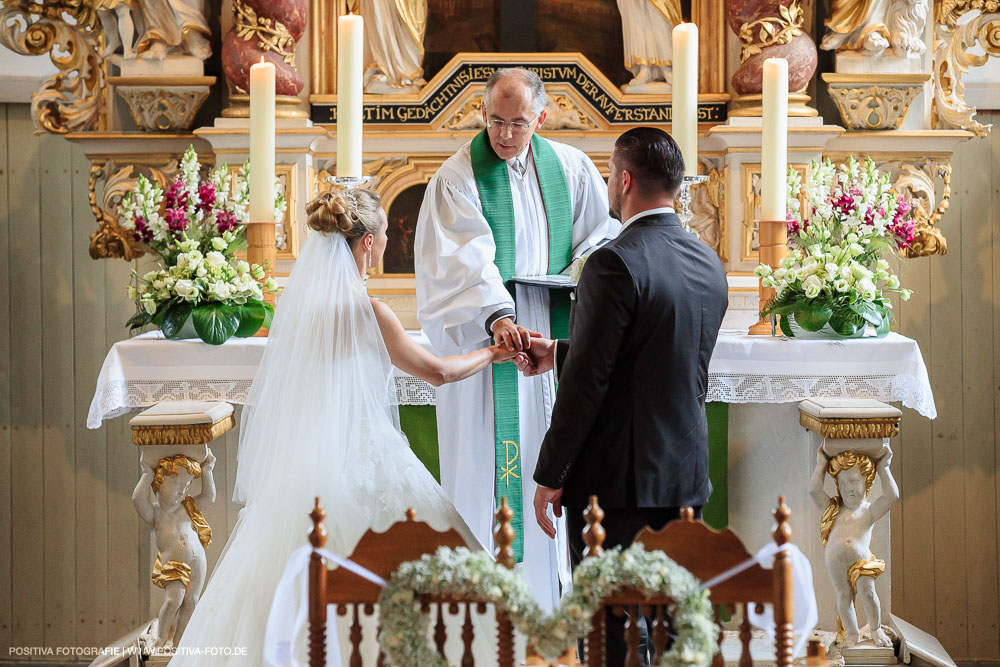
[{"x1": 398, "y1": 402, "x2": 729, "y2": 531}]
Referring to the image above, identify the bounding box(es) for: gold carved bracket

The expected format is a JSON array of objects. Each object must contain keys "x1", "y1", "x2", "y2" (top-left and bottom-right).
[
  {"x1": 934, "y1": 0, "x2": 1000, "y2": 135},
  {"x1": 0, "y1": 0, "x2": 108, "y2": 134}
]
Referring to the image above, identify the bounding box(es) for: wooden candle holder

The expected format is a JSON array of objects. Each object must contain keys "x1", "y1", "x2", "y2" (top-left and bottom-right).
[
  {"x1": 247, "y1": 219, "x2": 277, "y2": 337},
  {"x1": 748, "y1": 219, "x2": 788, "y2": 336}
]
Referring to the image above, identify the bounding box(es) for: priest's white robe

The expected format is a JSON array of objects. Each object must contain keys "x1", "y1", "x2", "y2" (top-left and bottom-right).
[{"x1": 415, "y1": 138, "x2": 619, "y2": 610}]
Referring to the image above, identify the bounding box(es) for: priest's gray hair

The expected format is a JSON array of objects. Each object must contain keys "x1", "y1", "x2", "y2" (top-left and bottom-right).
[{"x1": 484, "y1": 67, "x2": 547, "y2": 115}]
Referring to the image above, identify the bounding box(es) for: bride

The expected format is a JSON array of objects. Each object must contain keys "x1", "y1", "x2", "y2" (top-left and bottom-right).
[{"x1": 170, "y1": 189, "x2": 520, "y2": 664}]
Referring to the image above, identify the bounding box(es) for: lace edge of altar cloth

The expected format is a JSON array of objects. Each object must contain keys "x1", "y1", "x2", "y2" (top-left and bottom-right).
[
  {"x1": 86, "y1": 375, "x2": 438, "y2": 429},
  {"x1": 88, "y1": 371, "x2": 935, "y2": 429}
]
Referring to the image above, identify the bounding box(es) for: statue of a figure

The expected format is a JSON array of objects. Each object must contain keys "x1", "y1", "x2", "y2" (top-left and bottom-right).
[
  {"x1": 821, "y1": 0, "x2": 928, "y2": 56},
  {"x1": 96, "y1": 0, "x2": 212, "y2": 62},
  {"x1": 133, "y1": 452, "x2": 216, "y2": 649},
  {"x1": 617, "y1": 0, "x2": 681, "y2": 93},
  {"x1": 810, "y1": 445, "x2": 899, "y2": 648},
  {"x1": 359, "y1": 0, "x2": 428, "y2": 94}
]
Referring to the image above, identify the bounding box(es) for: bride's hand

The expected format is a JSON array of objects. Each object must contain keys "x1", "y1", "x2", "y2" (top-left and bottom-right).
[{"x1": 490, "y1": 343, "x2": 522, "y2": 364}]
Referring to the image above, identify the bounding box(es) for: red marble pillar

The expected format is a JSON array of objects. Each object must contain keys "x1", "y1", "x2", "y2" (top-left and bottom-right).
[
  {"x1": 222, "y1": 0, "x2": 308, "y2": 118},
  {"x1": 727, "y1": 0, "x2": 818, "y2": 116}
]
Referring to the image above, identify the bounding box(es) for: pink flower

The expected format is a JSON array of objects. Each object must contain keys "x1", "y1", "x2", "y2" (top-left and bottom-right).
[
  {"x1": 133, "y1": 215, "x2": 153, "y2": 243},
  {"x1": 787, "y1": 219, "x2": 800, "y2": 236},
  {"x1": 198, "y1": 181, "x2": 216, "y2": 214},
  {"x1": 164, "y1": 207, "x2": 187, "y2": 237},
  {"x1": 164, "y1": 177, "x2": 189, "y2": 210},
  {"x1": 215, "y1": 210, "x2": 237, "y2": 234}
]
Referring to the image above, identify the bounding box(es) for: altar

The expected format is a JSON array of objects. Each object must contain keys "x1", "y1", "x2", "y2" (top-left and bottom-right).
[{"x1": 88, "y1": 327, "x2": 935, "y2": 633}]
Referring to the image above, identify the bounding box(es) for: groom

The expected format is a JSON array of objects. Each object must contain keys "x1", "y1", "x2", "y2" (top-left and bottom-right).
[{"x1": 519, "y1": 127, "x2": 729, "y2": 666}]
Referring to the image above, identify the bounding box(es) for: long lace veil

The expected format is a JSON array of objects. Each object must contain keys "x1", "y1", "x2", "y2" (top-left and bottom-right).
[{"x1": 234, "y1": 230, "x2": 400, "y2": 539}]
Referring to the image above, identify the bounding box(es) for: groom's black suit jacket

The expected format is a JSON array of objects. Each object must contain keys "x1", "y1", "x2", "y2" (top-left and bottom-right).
[{"x1": 533, "y1": 211, "x2": 729, "y2": 510}]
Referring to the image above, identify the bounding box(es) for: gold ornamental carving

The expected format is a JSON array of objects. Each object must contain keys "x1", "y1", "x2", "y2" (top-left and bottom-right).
[
  {"x1": 896, "y1": 160, "x2": 952, "y2": 257},
  {"x1": 0, "y1": 0, "x2": 108, "y2": 134},
  {"x1": 113, "y1": 83, "x2": 213, "y2": 132},
  {"x1": 934, "y1": 1, "x2": 1000, "y2": 136},
  {"x1": 826, "y1": 83, "x2": 924, "y2": 130},
  {"x1": 688, "y1": 160, "x2": 727, "y2": 262},
  {"x1": 234, "y1": 0, "x2": 297, "y2": 66},
  {"x1": 132, "y1": 415, "x2": 237, "y2": 447},
  {"x1": 313, "y1": 156, "x2": 410, "y2": 198},
  {"x1": 738, "y1": 1, "x2": 806, "y2": 62},
  {"x1": 799, "y1": 413, "x2": 901, "y2": 440}
]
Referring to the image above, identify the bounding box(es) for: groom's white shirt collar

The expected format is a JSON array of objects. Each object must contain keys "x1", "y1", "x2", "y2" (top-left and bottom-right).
[{"x1": 621, "y1": 206, "x2": 676, "y2": 231}]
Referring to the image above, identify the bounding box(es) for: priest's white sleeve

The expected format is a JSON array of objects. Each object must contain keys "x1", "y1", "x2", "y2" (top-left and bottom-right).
[
  {"x1": 415, "y1": 172, "x2": 515, "y2": 354},
  {"x1": 565, "y1": 146, "x2": 622, "y2": 259}
]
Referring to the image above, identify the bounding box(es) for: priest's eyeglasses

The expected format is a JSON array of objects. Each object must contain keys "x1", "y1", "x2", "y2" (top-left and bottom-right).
[{"x1": 486, "y1": 115, "x2": 538, "y2": 135}]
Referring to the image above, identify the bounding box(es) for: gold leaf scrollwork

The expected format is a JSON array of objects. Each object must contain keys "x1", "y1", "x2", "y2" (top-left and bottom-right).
[
  {"x1": 0, "y1": 1, "x2": 108, "y2": 134},
  {"x1": 314, "y1": 157, "x2": 409, "y2": 198},
  {"x1": 688, "y1": 161, "x2": 726, "y2": 260},
  {"x1": 738, "y1": 0, "x2": 805, "y2": 62},
  {"x1": 233, "y1": 0, "x2": 297, "y2": 66},
  {"x1": 934, "y1": 2, "x2": 1000, "y2": 135},
  {"x1": 896, "y1": 161, "x2": 952, "y2": 258},
  {"x1": 88, "y1": 158, "x2": 183, "y2": 261}
]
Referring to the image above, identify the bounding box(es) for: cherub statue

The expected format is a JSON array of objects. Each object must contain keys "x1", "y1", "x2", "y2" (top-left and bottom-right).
[
  {"x1": 810, "y1": 444, "x2": 899, "y2": 648},
  {"x1": 133, "y1": 452, "x2": 216, "y2": 649}
]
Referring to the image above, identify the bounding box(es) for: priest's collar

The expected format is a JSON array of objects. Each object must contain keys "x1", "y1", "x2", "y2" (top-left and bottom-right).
[{"x1": 622, "y1": 206, "x2": 676, "y2": 230}]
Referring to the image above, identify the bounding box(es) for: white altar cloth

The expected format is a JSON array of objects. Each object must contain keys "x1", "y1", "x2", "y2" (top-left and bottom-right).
[{"x1": 88, "y1": 330, "x2": 935, "y2": 428}]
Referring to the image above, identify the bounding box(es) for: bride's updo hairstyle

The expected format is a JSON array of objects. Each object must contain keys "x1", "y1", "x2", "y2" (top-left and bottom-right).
[{"x1": 305, "y1": 188, "x2": 381, "y2": 245}]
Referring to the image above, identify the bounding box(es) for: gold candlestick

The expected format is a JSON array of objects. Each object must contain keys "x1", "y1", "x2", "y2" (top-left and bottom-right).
[{"x1": 748, "y1": 219, "x2": 788, "y2": 336}]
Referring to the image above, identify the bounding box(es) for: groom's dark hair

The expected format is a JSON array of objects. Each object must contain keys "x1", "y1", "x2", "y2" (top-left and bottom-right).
[{"x1": 613, "y1": 127, "x2": 685, "y2": 197}]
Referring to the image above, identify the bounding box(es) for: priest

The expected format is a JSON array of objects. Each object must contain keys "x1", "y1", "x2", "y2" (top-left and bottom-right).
[{"x1": 415, "y1": 67, "x2": 619, "y2": 609}]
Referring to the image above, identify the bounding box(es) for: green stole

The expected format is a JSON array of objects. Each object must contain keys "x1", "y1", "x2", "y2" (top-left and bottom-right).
[{"x1": 470, "y1": 130, "x2": 573, "y2": 562}]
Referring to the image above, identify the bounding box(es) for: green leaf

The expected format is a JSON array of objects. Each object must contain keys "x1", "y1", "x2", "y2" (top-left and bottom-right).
[
  {"x1": 875, "y1": 311, "x2": 891, "y2": 337},
  {"x1": 849, "y1": 302, "x2": 884, "y2": 327},
  {"x1": 779, "y1": 314, "x2": 794, "y2": 337},
  {"x1": 161, "y1": 303, "x2": 193, "y2": 339},
  {"x1": 828, "y1": 314, "x2": 860, "y2": 337},
  {"x1": 126, "y1": 310, "x2": 151, "y2": 330},
  {"x1": 192, "y1": 304, "x2": 240, "y2": 345},
  {"x1": 234, "y1": 301, "x2": 266, "y2": 337},
  {"x1": 261, "y1": 301, "x2": 274, "y2": 329},
  {"x1": 793, "y1": 302, "x2": 833, "y2": 332}
]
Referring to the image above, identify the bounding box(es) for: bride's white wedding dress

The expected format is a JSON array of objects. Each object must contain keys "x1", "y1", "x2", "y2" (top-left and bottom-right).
[{"x1": 170, "y1": 231, "x2": 484, "y2": 665}]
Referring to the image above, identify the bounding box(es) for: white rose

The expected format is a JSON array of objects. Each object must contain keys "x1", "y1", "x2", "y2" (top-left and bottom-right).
[
  {"x1": 802, "y1": 275, "x2": 823, "y2": 299},
  {"x1": 126, "y1": 286, "x2": 138, "y2": 300},
  {"x1": 848, "y1": 243, "x2": 865, "y2": 257},
  {"x1": 779, "y1": 255, "x2": 796, "y2": 270},
  {"x1": 900, "y1": 288, "x2": 913, "y2": 301},
  {"x1": 264, "y1": 277, "x2": 278, "y2": 292},
  {"x1": 141, "y1": 298, "x2": 157, "y2": 315},
  {"x1": 858, "y1": 278, "x2": 877, "y2": 301},
  {"x1": 211, "y1": 236, "x2": 228, "y2": 251},
  {"x1": 876, "y1": 258, "x2": 890, "y2": 271},
  {"x1": 208, "y1": 281, "x2": 232, "y2": 302},
  {"x1": 754, "y1": 264, "x2": 773, "y2": 278},
  {"x1": 142, "y1": 270, "x2": 158, "y2": 283},
  {"x1": 205, "y1": 251, "x2": 227, "y2": 270},
  {"x1": 178, "y1": 239, "x2": 197, "y2": 253},
  {"x1": 886, "y1": 274, "x2": 900, "y2": 289},
  {"x1": 846, "y1": 232, "x2": 859, "y2": 244},
  {"x1": 174, "y1": 279, "x2": 198, "y2": 300},
  {"x1": 236, "y1": 260, "x2": 251, "y2": 275}
]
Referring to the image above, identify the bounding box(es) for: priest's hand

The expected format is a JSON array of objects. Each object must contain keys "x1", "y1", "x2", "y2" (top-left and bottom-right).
[
  {"x1": 516, "y1": 333, "x2": 555, "y2": 377},
  {"x1": 492, "y1": 317, "x2": 533, "y2": 352},
  {"x1": 534, "y1": 484, "x2": 563, "y2": 539},
  {"x1": 489, "y1": 344, "x2": 524, "y2": 364}
]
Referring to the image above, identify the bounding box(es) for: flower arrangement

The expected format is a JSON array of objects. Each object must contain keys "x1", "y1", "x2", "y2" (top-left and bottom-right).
[
  {"x1": 755, "y1": 157, "x2": 914, "y2": 337},
  {"x1": 121, "y1": 146, "x2": 286, "y2": 344},
  {"x1": 378, "y1": 544, "x2": 718, "y2": 667}
]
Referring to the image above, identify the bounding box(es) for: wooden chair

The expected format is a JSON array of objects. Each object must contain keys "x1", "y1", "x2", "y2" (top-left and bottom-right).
[
  {"x1": 579, "y1": 495, "x2": 807, "y2": 667},
  {"x1": 306, "y1": 497, "x2": 518, "y2": 667}
]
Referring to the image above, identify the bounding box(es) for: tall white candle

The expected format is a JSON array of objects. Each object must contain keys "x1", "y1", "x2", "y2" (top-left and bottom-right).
[
  {"x1": 337, "y1": 12, "x2": 364, "y2": 178},
  {"x1": 761, "y1": 57, "x2": 788, "y2": 222},
  {"x1": 672, "y1": 22, "x2": 698, "y2": 177},
  {"x1": 249, "y1": 58, "x2": 275, "y2": 223}
]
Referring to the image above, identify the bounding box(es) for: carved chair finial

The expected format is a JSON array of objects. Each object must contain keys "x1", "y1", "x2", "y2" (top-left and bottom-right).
[
  {"x1": 495, "y1": 496, "x2": 515, "y2": 570},
  {"x1": 583, "y1": 495, "x2": 606, "y2": 559},
  {"x1": 309, "y1": 497, "x2": 327, "y2": 549},
  {"x1": 773, "y1": 495, "x2": 792, "y2": 546}
]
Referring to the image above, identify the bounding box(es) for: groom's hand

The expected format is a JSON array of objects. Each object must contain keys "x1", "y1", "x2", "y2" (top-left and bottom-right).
[
  {"x1": 517, "y1": 333, "x2": 555, "y2": 377},
  {"x1": 492, "y1": 317, "x2": 532, "y2": 352},
  {"x1": 534, "y1": 485, "x2": 563, "y2": 539}
]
